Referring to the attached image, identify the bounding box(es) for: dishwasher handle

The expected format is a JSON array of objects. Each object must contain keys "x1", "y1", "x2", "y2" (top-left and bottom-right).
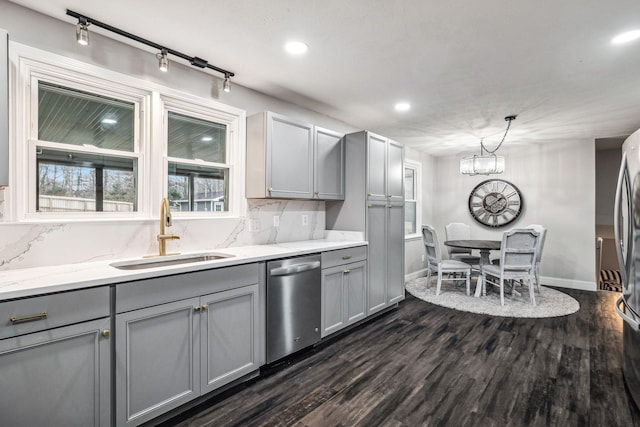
[{"x1": 270, "y1": 261, "x2": 321, "y2": 276}]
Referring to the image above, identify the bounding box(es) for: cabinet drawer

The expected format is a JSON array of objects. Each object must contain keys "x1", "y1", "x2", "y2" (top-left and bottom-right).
[
  {"x1": 321, "y1": 246, "x2": 367, "y2": 269},
  {"x1": 0, "y1": 287, "x2": 110, "y2": 339},
  {"x1": 116, "y1": 263, "x2": 260, "y2": 313}
]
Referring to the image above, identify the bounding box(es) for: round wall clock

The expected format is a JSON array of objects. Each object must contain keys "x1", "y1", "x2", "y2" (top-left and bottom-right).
[{"x1": 468, "y1": 179, "x2": 522, "y2": 228}]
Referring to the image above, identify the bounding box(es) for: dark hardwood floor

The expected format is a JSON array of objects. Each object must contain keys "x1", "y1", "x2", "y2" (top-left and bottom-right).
[{"x1": 158, "y1": 289, "x2": 640, "y2": 427}]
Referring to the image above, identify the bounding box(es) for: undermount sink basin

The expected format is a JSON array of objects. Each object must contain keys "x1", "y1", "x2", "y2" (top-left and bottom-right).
[{"x1": 110, "y1": 252, "x2": 234, "y2": 270}]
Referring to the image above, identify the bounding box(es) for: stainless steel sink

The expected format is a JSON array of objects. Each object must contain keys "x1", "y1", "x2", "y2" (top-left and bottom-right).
[{"x1": 110, "y1": 252, "x2": 234, "y2": 270}]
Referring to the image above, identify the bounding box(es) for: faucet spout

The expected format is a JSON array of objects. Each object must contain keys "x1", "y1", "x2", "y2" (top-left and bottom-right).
[{"x1": 157, "y1": 198, "x2": 180, "y2": 256}]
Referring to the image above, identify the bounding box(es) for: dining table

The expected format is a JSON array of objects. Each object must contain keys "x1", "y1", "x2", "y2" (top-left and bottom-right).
[
  {"x1": 443, "y1": 239, "x2": 501, "y2": 266},
  {"x1": 444, "y1": 239, "x2": 502, "y2": 297}
]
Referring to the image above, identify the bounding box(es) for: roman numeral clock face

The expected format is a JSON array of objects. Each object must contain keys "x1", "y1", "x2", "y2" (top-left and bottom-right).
[{"x1": 468, "y1": 179, "x2": 522, "y2": 227}]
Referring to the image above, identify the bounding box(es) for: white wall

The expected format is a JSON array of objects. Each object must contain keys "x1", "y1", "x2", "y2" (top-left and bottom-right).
[
  {"x1": 0, "y1": 1, "x2": 357, "y2": 270},
  {"x1": 432, "y1": 140, "x2": 596, "y2": 290}
]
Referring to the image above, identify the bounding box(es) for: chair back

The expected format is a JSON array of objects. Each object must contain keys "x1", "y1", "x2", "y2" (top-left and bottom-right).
[
  {"x1": 500, "y1": 228, "x2": 539, "y2": 270},
  {"x1": 445, "y1": 223, "x2": 472, "y2": 255},
  {"x1": 422, "y1": 225, "x2": 442, "y2": 265},
  {"x1": 525, "y1": 224, "x2": 547, "y2": 263}
]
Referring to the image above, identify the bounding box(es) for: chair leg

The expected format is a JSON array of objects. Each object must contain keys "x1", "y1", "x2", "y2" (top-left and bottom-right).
[
  {"x1": 535, "y1": 264, "x2": 541, "y2": 294},
  {"x1": 500, "y1": 277, "x2": 505, "y2": 306},
  {"x1": 426, "y1": 268, "x2": 432, "y2": 289},
  {"x1": 465, "y1": 271, "x2": 470, "y2": 296},
  {"x1": 529, "y1": 276, "x2": 536, "y2": 306},
  {"x1": 475, "y1": 274, "x2": 483, "y2": 297},
  {"x1": 436, "y1": 270, "x2": 443, "y2": 295}
]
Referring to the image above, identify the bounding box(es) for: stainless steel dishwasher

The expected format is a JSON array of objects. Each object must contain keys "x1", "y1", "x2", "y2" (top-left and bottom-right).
[{"x1": 266, "y1": 254, "x2": 321, "y2": 363}]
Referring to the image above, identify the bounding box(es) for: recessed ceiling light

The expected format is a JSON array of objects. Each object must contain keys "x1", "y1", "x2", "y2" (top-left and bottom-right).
[
  {"x1": 201, "y1": 136, "x2": 213, "y2": 142},
  {"x1": 284, "y1": 41, "x2": 309, "y2": 55},
  {"x1": 395, "y1": 102, "x2": 410, "y2": 112},
  {"x1": 101, "y1": 117, "x2": 117, "y2": 125},
  {"x1": 612, "y1": 29, "x2": 640, "y2": 44}
]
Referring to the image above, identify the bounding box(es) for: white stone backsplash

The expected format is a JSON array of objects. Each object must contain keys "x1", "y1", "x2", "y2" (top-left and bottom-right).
[{"x1": 0, "y1": 199, "x2": 325, "y2": 271}]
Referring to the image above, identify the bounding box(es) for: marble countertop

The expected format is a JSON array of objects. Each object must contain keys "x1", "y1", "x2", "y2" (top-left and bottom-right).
[{"x1": 0, "y1": 237, "x2": 367, "y2": 301}]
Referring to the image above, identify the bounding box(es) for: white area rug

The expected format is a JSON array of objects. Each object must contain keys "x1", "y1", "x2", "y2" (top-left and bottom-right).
[{"x1": 406, "y1": 276, "x2": 580, "y2": 318}]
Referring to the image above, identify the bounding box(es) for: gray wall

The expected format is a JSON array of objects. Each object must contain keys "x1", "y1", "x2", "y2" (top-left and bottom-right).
[
  {"x1": 595, "y1": 148, "x2": 621, "y2": 226},
  {"x1": 432, "y1": 140, "x2": 596, "y2": 289}
]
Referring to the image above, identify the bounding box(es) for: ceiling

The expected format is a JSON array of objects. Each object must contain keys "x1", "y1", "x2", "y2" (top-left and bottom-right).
[{"x1": 9, "y1": 0, "x2": 640, "y2": 156}]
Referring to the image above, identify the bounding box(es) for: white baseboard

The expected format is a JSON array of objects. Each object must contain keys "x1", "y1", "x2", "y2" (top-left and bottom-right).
[
  {"x1": 405, "y1": 271, "x2": 597, "y2": 292},
  {"x1": 541, "y1": 275, "x2": 597, "y2": 292},
  {"x1": 405, "y1": 268, "x2": 428, "y2": 282}
]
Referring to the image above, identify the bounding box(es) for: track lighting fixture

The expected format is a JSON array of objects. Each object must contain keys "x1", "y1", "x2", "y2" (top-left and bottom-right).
[
  {"x1": 157, "y1": 49, "x2": 169, "y2": 72},
  {"x1": 223, "y1": 74, "x2": 230, "y2": 93},
  {"x1": 66, "y1": 9, "x2": 234, "y2": 90},
  {"x1": 76, "y1": 17, "x2": 89, "y2": 46}
]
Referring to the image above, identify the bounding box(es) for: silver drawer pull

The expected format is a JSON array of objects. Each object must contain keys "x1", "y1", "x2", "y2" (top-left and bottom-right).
[
  {"x1": 342, "y1": 255, "x2": 352, "y2": 260},
  {"x1": 10, "y1": 311, "x2": 48, "y2": 324},
  {"x1": 344, "y1": 269, "x2": 351, "y2": 274}
]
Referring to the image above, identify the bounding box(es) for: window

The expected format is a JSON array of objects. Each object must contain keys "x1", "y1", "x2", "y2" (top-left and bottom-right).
[
  {"x1": 35, "y1": 82, "x2": 139, "y2": 213},
  {"x1": 404, "y1": 160, "x2": 422, "y2": 239},
  {"x1": 163, "y1": 98, "x2": 238, "y2": 215},
  {"x1": 11, "y1": 44, "x2": 246, "y2": 221}
]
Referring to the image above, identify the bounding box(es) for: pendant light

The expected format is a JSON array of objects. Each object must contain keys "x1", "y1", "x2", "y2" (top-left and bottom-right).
[{"x1": 460, "y1": 115, "x2": 517, "y2": 176}]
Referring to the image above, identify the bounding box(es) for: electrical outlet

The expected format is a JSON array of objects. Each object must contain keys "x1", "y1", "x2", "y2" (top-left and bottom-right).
[
  {"x1": 421, "y1": 254, "x2": 425, "y2": 262},
  {"x1": 273, "y1": 215, "x2": 280, "y2": 227},
  {"x1": 248, "y1": 219, "x2": 260, "y2": 232},
  {"x1": 302, "y1": 214, "x2": 308, "y2": 226}
]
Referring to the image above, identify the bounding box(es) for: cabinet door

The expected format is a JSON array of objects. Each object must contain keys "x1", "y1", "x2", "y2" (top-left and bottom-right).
[
  {"x1": 0, "y1": 317, "x2": 111, "y2": 427},
  {"x1": 116, "y1": 297, "x2": 200, "y2": 426},
  {"x1": 367, "y1": 133, "x2": 387, "y2": 200},
  {"x1": 200, "y1": 284, "x2": 260, "y2": 393},
  {"x1": 367, "y1": 201, "x2": 388, "y2": 314},
  {"x1": 387, "y1": 203, "x2": 405, "y2": 304},
  {"x1": 0, "y1": 28, "x2": 7, "y2": 187},
  {"x1": 387, "y1": 140, "x2": 404, "y2": 202},
  {"x1": 345, "y1": 260, "x2": 367, "y2": 325},
  {"x1": 267, "y1": 112, "x2": 314, "y2": 198},
  {"x1": 315, "y1": 127, "x2": 344, "y2": 200},
  {"x1": 321, "y1": 265, "x2": 346, "y2": 337}
]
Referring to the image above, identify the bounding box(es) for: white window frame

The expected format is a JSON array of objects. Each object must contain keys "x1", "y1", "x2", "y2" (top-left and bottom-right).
[
  {"x1": 8, "y1": 42, "x2": 246, "y2": 222},
  {"x1": 159, "y1": 93, "x2": 244, "y2": 218},
  {"x1": 404, "y1": 159, "x2": 422, "y2": 240}
]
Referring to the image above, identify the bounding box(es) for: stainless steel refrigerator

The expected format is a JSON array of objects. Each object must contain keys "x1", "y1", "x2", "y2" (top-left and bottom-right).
[{"x1": 615, "y1": 127, "x2": 640, "y2": 409}]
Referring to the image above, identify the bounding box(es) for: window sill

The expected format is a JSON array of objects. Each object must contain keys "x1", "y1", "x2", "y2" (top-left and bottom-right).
[{"x1": 405, "y1": 234, "x2": 422, "y2": 242}]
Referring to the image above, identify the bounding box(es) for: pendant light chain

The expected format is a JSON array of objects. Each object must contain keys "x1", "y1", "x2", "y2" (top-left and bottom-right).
[{"x1": 480, "y1": 115, "x2": 516, "y2": 154}]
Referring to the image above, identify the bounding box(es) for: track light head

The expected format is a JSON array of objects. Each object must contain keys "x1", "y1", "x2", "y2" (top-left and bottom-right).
[
  {"x1": 223, "y1": 74, "x2": 231, "y2": 93},
  {"x1": 157, "y1": 49, "x2": 169, "y2": 72},
  {"x1": 76, "y1": 18, "x2": 89, "y2": 46}
]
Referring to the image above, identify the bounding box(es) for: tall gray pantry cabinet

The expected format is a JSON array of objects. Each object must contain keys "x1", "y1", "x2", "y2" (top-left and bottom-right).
[{"x1": 326, "y1": 131, "x2": 405, "y2": 314}]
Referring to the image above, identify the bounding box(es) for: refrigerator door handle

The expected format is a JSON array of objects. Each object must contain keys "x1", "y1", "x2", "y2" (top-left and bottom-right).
[
  {"x1": 614, "y1": 151, "x2": 629, "y2": 286},
  {"x1": 616, "y1": 295, "x2": 640, "y2": 331}
]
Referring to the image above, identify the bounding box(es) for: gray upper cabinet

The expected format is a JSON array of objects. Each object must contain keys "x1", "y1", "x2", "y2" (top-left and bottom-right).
[
  {"x1": 366, "y1": 133, "x2": 387, "y2": 201},
  {"x1": 0, "y1": 288, "x2": 111, "y2": 427},
  {"x1": 0, "y1": 28, "x2": 8, "y2": 187},
  {"x1": 315, "y1": 126, "x2": 345, "y2": 200},
  {"x1": 247, "y1": 111, "x2": 344, "y2": 200}
]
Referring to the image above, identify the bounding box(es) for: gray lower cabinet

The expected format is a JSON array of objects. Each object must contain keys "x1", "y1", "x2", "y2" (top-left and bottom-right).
[
  {"x1": 0, "y1": 305, "x2": 111, "y2": 427},
  {"x1": 116, "y1": 283, "x2": 260, "y2": 426},
  {"x1": 321, "y1": 261, "x2": 367, "y2": 337}
]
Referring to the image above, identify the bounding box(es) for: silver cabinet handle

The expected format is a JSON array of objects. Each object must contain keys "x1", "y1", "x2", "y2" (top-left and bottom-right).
[
  {"x1": 102, "y1": 330, "x2": 111, "y2": 338},
  {"x1": 342, "y1": 255, "x2": 352, "y2": 260},
  {"x1": 614, "y1": 152, "x2": 629, "y2": 286},
  {"x1": 616, "y1": 296, "x2": 639, "y2": 331},
  {"x1": 10, "y1": 311, "x2": 47, "y2": 324},
  {"x1": 194, "y1": 306, "x2": 201, "y2": 312},
  {"x1": 343, "y1": 269, "x2": 351, "y2": 274},
  {"x1": 270, "y1": 261, "x2": 321, "y2": 276}
]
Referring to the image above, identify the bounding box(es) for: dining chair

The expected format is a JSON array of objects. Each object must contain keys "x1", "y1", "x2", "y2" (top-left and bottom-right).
[
  {"x1": 444, "y1": 223, "x2": 481, "y2": 266},
  {"x1": 422, "y1": 225, "x2": 472, "y2": 296},
  {"x1": 525, "y1": 224, "x2": 547, "y2": 293},
  {"x1": 477, "y1": 228, "x2": 539, "y2": 306}
]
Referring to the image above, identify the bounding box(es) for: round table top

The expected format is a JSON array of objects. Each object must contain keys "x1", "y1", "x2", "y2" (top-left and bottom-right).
[{"x1": 444, "y1": 239, "x2": 501, "y2": 250}]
